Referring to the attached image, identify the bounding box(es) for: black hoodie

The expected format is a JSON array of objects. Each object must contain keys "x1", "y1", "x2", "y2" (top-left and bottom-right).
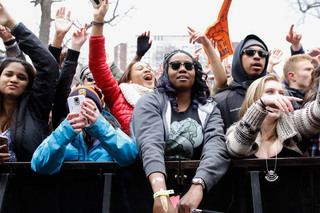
[{"x1": 213, "y1": 34, "x2": 269, "y2": 132}]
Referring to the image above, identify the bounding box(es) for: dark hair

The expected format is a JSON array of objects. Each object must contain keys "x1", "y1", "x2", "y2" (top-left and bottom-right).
[
  {"x1": 118, "y1": 61, "x2": 136, "y2": 84},
  {"x1": 303, "y1": 65, "x2": 320, "y2": 106},
  {"x1": 0, "y1": 57, "x2": 36, "y2": 131},
  {"x1": 157, "y1": 50, "x2": 209, "y2": 111}
]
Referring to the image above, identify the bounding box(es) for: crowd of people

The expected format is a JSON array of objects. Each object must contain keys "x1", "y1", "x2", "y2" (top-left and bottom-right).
[{"x1": 0, "y1": 0, "x2": 320, "y2": 212}]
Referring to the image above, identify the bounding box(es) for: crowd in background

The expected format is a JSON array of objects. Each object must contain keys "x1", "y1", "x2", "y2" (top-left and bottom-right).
[{"x1": 0, "y1": 0, "x2": 320, "y2": 212}]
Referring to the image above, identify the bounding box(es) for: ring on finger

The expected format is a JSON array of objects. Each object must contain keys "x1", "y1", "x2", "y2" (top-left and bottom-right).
[
  {"x1": 70, "y1": 121, "x2": 74, "y2": 125},
  {"x1": 92, "y1": 112, "x2": 95, "y2": 116},
  {"x1": 93, "y1": 107, "x2": 97, "y2": 111}
]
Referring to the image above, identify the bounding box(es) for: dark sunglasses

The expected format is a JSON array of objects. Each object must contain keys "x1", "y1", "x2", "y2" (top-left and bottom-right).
[
  {"x1": 85, "y1": 76, "x2": 95, "y2": 82},
  {"x1": 82, "y1": 72, "x2": 95, "y2": 82},
  {"x1": 169, "y1": 61, "x2": 195, "y2": 71},
  {"x1": 242, "y1": 49, "x2": 269, "y2": 58}
]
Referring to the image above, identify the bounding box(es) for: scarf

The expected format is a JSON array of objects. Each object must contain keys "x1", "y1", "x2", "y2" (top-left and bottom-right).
[{"x1": 119, "y1": 83, "x2": 153, "y2": 107}]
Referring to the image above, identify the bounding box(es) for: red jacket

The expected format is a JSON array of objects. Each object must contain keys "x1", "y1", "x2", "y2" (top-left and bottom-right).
[{"x1": 89, "y1": 35, "x2": 133, "y2": 135}]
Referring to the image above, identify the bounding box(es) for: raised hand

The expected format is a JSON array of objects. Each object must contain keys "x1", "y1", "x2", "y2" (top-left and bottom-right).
[
  {"x1": 0, "y1": 25, "x2": 12, "y2": 42},
  {"x1": 55, "y1": 7, "x2": 73, "y2": 36},
  {"x1": 269, "y1": 48, "x2": 283, "y2": 66},
  {"x1": 307, "y1": 47, "x2": 320, "y2": 57},
  {"x1": 0, "y1": 2, "x2": 17, "y2": 29},
  {"x1": 188, "y1": 26, "x2": 210, "y2": 45},
  {"x1": 136, "y1": 31, "x2": 152, "y2": 57},
  {"x1": 93, "y1": 0, "x2": 109, "y2": 22},
  {"x1": 71, "y1": 23, "x2": 88, "y2": 52},
  {"x1": 286, "y1": 24, "x2": 302, "y2": 51}
]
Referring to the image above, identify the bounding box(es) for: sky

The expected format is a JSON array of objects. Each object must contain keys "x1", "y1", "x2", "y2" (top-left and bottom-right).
[{"x1": 1, "y1": 0, "x2": 319, "y2": 74}]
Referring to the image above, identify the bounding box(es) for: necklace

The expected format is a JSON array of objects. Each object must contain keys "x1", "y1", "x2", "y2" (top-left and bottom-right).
[{"x1": 261, "y1": 143, "x2": 279, "y2": 182}]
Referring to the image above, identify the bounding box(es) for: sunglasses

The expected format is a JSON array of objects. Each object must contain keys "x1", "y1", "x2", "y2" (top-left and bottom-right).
[
  {"x1": 82, "y1": 72, "x2": 95, "y2": 82},
  {"x1": 242, "y1": 49, "x2": 269, "y2": 58},
  {"x1": 169, "y1": 61, "x2": 195, "y2": 71}
]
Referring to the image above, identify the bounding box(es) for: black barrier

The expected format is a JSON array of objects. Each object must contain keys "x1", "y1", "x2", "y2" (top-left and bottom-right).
[{"x1": 0, "y1": 158, "x2": 320, "y2": 213}]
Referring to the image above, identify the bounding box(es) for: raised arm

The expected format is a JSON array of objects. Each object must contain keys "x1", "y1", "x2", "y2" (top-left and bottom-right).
[
  {"x1": 267, "y1": 48, "x2": 283, "y2": 75},
  {"x1": 188, "y1": 27, "x2": 227, "y2": 89},
  {"x1": 0, "y1": 25, "x2": 25, "y2": 60},
  {"x1": 131, "y1": 31, "x2": 152, "y2": 62},
  {"x1": 52, "y1": 24, "x2": 88, "y2": 129},
  {"x1": 286, "y1": 24, "x2": 305, "y2": 55},
  {"x1": 52, "y1": 7, "x2": 73, "y2": 48},
  {"x1": 0, "y1": 2, "x2": 59, "y2": 120},
  {"x1": 89, "y1": 0, "x2": 122, "y2": 108},
  {"x1": 49, "y1": 7, "x2": 74, "y2": 64}
]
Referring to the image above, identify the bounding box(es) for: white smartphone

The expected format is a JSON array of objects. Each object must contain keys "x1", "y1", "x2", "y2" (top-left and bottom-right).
[
  {"x1": 67, "y1": 95, "x2": 89, "y2": 127},
  {"x1": 0, "y1": 136, "x2": 9, "y2": 153},
  {"x1": 89, "y1": 0, "x2": 102, "y2": 7}
]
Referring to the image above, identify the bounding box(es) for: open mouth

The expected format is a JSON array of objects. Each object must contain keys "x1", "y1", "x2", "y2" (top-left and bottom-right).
[
  {"x1": 144, "y1": 74, "x2": 153, "y2": 81},
  {"x1": 251, "y1": 62, "x2": 262, "y2": 71}
]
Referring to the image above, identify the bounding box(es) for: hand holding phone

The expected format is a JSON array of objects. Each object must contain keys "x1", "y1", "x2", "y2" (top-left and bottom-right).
[
  {"x1": 67, "y1": 95, "x2": 89, "y2": 128},
  {"x1": 0, "y1": 136, "x2": 9, "y2": 153}
]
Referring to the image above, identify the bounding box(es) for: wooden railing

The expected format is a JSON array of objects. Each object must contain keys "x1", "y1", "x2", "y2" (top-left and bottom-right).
[{"x1": 1, "y1": 157, "x2": 320, "y2": 213}]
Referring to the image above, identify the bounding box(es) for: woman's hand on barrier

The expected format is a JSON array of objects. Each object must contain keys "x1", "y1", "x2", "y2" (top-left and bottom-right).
[
  {"x1": 176, "y1": 184, "x2": 203, "y2": 213},
  {"x1": 153, "y1": 196, "x2": 175, "y2": 213}
]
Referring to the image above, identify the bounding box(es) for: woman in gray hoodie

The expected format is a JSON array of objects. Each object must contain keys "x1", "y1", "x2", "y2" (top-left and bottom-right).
[{"x1": 130, "y1": 28, "x2": 230, "y2": 213}]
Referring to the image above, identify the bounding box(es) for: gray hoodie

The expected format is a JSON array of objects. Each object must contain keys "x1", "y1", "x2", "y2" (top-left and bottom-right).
[{"x1": 130, "y1": 89, "x2": 230, "y2": 191}]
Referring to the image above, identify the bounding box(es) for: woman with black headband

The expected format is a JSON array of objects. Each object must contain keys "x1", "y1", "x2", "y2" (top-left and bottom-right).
[{"x1": 130, "y1": 28, "x2": 230, "y2": 213}]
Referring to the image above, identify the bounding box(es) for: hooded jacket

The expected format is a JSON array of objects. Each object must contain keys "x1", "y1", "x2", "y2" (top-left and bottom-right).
[
  {"x1": 130, "y1": 89, "x2": 230, "y2": 191},
  {"x1": 213, "y1": 34, "x2": 269, "y2": 132},
  {"x1": 10, "y1": 23, "x2": 59, "y2": 161}
]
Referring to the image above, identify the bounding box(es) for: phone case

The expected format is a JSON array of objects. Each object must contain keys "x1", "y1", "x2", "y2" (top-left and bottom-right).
[
  {"x1": 67, "y1": 95, "x2": 89, "y2": 127},
  {"x1": 0, "y1": 136, "x2": 9, "y2": 153}
]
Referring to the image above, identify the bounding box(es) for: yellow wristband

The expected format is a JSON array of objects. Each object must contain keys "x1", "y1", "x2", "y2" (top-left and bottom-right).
[{"x1": 153, "y1": 189, "x2": 174, "y2": 199}]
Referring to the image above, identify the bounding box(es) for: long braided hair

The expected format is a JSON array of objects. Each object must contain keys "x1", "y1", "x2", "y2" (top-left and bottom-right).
[{"x1": 157, "y1": 50, "x2": 210, "y2": 111}]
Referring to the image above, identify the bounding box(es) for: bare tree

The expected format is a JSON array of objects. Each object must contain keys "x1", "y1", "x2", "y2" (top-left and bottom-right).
[
  {"x1": 292, "y1": 0, "x2": 320, "y2": 19},
  {"x1": 30, "y1": 0, "x2": 134, "y2": 46}
]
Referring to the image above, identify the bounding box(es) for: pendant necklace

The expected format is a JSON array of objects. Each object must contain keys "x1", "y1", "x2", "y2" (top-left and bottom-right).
[{"x1": 261, "y1": 143, "x2": 279, "y2": 182}]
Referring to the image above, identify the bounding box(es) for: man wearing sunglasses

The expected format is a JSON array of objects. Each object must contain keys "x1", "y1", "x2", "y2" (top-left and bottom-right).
[{"x1": 214, "y1": 34, "x2": 269, "y2": 132}]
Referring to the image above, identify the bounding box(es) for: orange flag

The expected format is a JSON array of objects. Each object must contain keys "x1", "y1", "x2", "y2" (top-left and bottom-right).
[{"x1": 205, "y1": 0, "x2": 233, "y2": 61}]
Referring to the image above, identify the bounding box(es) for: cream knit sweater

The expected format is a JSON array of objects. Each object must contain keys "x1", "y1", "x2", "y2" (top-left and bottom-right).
[{"x1": 226, "y1": 99, "x2": 320, "y2": 158}]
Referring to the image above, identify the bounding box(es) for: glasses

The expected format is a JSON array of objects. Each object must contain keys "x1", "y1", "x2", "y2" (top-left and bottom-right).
[
  {"x1": 82, "y1": 72, "x2": 95, "y2": 82},
  {"x1": 242, "y1": 49, "x2": 269, "y2": 58},
  {"x1": 169, "y1": 61, "x2": 195, "y2": 71}
]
